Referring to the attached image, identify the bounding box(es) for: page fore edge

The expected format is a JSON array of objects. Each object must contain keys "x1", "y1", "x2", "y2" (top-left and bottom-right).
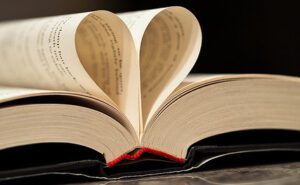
[{"x1": 107, "y1": 148, "x2": 185, "y2": 167}]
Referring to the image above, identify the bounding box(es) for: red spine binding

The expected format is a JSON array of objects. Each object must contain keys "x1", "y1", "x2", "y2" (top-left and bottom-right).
[{"x1": 107, "y1": 148, "x2": 185, "y2": 167}]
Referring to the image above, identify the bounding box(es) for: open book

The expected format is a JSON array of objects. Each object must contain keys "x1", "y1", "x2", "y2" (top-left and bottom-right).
[{"x1": 0, "y1": 6, "x2": 300, "y2": 181}]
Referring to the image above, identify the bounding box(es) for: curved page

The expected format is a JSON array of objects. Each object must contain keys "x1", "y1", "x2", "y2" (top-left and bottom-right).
[
  {"x1": 0, "y1": 11, "x2": 140, "y2": 133},
  {"x1": 118, "y1": 7, "x2": 202, "y2": 128}
]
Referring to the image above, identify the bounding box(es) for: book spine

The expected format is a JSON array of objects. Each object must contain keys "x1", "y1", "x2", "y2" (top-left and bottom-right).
[{"x1": 107, "y1": 148, "x2": 185, "y2": 167}]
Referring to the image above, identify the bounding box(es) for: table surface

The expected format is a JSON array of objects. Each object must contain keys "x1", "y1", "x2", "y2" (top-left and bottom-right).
[{"x1": 69, "y1": 162, "x2": 300, "y2": 185}]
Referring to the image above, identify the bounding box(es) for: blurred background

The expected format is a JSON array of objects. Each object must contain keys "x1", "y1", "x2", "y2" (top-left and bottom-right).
[{"x1": 0, "y1": 0, "x2": 299, "y2": 76}]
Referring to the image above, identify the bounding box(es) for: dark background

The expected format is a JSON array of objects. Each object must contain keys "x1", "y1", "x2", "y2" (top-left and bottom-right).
[{"x1": 1, "y1": 0, "x2": 299, "y2": 76}]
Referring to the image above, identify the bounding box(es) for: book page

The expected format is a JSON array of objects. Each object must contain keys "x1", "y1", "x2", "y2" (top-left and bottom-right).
[
  {"x1": 118, "y1": 8, "x2": 163, "y2": 135},
  {"x1": 0, "y1": 85, "x2": 138, "y2": 136},
  {"x1": 0, "y1": 85, "x2": 139, "y2": 162},
  {"x1": 0, "y1": 12, "x2": 108, "y2": 99},
  {"x1": 75, "y1": 11, "x2": 140, "y2": 134},
  {"x1": 184, "y1": 74, "x2": 226, "y2": 83},
  {"x1": 0, "y1": 86, "x2": 50, "y2": 103},
  {"x1": 119, "y1": 7, "x2": 202, "y2": 127},
  {"x1": 0, "y1": 11, "x2": 140, "y2": 134},
  {"x1": 142, "y1": 74, "x2": 300, "y2": 159},
  {"x1": 171, "y1": 74, "x2": 229, "y2": 99}
]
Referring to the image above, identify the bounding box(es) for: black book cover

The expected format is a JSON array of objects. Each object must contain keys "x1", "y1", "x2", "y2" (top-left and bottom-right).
[{"x1": 0, "y1": 129, "x2": 300, "y2": 183}]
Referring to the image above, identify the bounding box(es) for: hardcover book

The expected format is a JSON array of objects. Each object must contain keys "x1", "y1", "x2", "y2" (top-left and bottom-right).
[{"x1": 0, "y1": 6, "x2": 299, "y2": 182}]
